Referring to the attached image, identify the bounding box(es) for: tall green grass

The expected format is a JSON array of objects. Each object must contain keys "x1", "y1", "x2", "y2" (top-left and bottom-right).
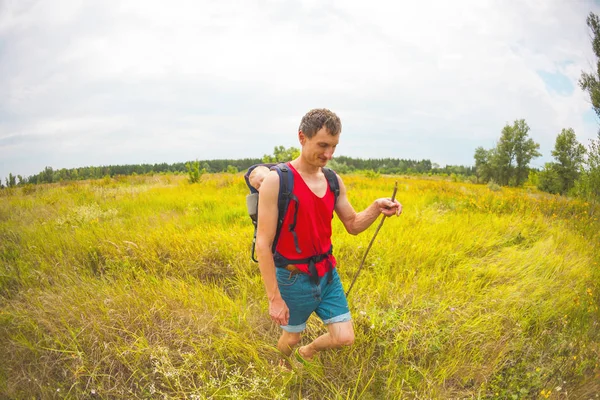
[{"x1": 1, "y1": 173, "x2": 598, "y2": 398}]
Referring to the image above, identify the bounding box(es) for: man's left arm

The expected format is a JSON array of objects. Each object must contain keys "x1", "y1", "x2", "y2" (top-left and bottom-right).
[{"x1": 334, "y1": 174, "x2": 402, "y2": 235}]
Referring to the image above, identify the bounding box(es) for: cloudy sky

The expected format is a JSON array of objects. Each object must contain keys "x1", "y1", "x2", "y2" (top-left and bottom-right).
[{"x1": 2, "y1": 0, "x2": 600, "y2": 182}]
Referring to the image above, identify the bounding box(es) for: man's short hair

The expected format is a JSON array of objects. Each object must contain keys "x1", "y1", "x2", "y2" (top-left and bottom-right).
[{"x1": 299, "y1": 108, "x2": 342, "y2": 138}]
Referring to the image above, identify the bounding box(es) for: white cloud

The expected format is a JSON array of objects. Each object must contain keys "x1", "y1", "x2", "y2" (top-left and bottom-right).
[{"x1": 1, "y1": 0, "x2": 600, "y2": 182}]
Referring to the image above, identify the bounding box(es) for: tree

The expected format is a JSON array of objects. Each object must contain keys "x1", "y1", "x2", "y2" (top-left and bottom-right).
[
  {"x1": 512, "y1": 119, "x2": 541, "y2": 186},
  {"x1": 493, "y1": 120, "x2": 540, "y2": 186},
  {"x1": 548, "y1": 128, "x2": 586, "y2": 194},
  {"x1": 327, "y1": 158, "x2": 351, "y2": 173},
  {"x1": 495, "y1": 124, "x2": 517, "y2": 185},
  {"x1": 473, "y1": 120, "x2": 540, "y2": 186},
  {"x1": 590, "y1": 134, "x2": 600, "y2": 199},
  {"x1": 580, "y1": 12, "x2": 600, "y2": 119},
  {"x1": 42, "y1": 166, "x2": 54, "y2": 183},
  {"x1": 186, "y1": 160, "x2": 204, "y2": 183},
  {"x1": 474, "y1": 146, "x2": 494, "y2": 183},
  {"x1": 577, "y1": 134, "x2": 600, "y2": 201},
  {"x1": 5, "y1": 173, "x2": 16, "y2": 188},
  {"x1": 578, "y1": 13, "x2": 600, "y2": 202},
  {"x1": 537, "y1": 163, "x2": 562, "y2": 194},
  {"x1": 262, "y1": 146, "x2": 300, "y2": 163}
]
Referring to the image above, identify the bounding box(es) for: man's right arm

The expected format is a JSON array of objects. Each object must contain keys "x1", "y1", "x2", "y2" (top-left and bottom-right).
[{"x1": 256, "y1": 170, "x2": 289, "y2": 326}]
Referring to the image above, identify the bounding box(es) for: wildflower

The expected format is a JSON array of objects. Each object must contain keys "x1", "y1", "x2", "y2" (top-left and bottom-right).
[
  {"x1": 370, "y1": 324, "x2": 375, "y2": 329},
  {"x1": 359, "y1": 311, "x2": 367, "y2": 316}
]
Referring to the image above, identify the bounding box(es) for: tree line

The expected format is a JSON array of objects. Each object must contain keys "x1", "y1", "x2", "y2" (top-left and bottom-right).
[
  {"x1": 3, "y1": 159, "x2": 263, "y2": 187},
  {"x1": 1, "y1": 154, "x2": 464, "y2": 188}
]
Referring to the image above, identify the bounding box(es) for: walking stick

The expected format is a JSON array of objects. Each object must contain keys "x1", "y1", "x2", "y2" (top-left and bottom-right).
[{"x1": 345, "y1": 182, "x2": 398, "y2": 297}]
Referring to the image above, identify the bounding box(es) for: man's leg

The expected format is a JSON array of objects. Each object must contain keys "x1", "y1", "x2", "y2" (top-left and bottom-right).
[
  {"x1": 298, "y1": 320, "x2": 354, "y2": 360},
  {"x1": 277, "y1": 330, "x2": 302, "y2": 357}
]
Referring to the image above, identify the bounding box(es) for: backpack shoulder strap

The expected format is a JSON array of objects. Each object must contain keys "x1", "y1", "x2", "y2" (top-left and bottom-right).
[
  {"x1": 273, "y1": 163, "x2": 292, "y2": 222},
  {"x1": 271, "y1": 163, "x2": 298, "y2": 253},
  {"x1": 322, "y1": 167, "x2": 340, "y2": 205}
]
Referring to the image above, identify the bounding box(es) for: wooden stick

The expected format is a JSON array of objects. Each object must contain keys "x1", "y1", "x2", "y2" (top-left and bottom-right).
[{"x1": 346, "y1": 182, "x2": 398, "y2": 297}]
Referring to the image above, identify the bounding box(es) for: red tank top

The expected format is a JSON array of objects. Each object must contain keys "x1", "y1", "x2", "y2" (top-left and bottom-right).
[{"x1": 275, "y1": 163, "x2": 337, "y2": 276}]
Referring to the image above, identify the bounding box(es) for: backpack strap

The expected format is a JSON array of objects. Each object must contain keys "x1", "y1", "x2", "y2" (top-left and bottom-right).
[
  {"x1": 272, "y1": 163, "x2": 301, "y2": 255},
  {"x1": 322, "y1": 167, "x2": 340, "y2": 207}
]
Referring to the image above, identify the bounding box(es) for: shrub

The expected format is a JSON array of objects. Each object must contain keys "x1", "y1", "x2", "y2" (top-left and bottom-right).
[
  {"x1": 186, "y1": 161, "x2": 205, "y2": 184},
  {"x1": 487, "y1": 179, "x2": 501, "y2": 191}
]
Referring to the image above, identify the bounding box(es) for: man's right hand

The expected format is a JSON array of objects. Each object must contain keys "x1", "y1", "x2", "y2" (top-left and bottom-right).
[{"x1": 269, "y1": 297, "x2": 289, "y2": 326}]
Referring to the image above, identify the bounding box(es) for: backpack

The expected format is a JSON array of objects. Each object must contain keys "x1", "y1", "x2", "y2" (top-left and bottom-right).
[{"x1": 244, "y1": 162, "x2": 340, "y2": 263}]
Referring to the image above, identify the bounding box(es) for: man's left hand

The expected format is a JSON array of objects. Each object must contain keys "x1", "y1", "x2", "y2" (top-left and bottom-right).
[{"x1": 376, "y1": 198, "x2": 402, "y2": 217}]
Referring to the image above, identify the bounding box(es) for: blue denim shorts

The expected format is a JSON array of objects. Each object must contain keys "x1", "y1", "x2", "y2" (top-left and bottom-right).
[{"x1": 276, "y1": 267, "x2": 352, "y2": 333}]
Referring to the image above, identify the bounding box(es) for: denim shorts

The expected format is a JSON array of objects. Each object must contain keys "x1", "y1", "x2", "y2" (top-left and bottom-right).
[{"x1": 276, "y1": 267, "x2": 352, "y2": 333}]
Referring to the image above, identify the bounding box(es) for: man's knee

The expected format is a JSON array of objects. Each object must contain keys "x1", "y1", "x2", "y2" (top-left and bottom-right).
[
  {"x1": 333, "y1": 330, "x2": 354, "y2": 347},
  {"x1": 280, "y1": 331, "x2": 302, "y2": 347},
  {"x1": 329, "y1": 322, "x2": 355, "y2": 347}
]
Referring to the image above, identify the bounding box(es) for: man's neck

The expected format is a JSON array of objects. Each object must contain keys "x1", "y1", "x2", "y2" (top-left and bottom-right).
[{"x1": 290, "y1": 157, "x2": 321, "y2": 176}]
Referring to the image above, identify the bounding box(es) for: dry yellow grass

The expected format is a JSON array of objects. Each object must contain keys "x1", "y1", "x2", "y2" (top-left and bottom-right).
[{"x1": 0, "y1": 173, "x2": 598, "y2": 399}]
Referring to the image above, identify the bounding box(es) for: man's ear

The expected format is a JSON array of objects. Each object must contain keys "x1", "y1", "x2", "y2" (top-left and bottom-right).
[{"x1": 298, "y1": 130, "x2": 306, "y2": 146}]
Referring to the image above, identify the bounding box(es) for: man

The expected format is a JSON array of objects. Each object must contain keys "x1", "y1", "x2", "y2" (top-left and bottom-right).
[{"x1": 256, "y1": 108, "x2": 402, "y2": 364}]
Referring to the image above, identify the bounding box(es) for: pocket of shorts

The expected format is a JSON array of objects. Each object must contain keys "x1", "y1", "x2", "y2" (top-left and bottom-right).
[{"x1": 276, "y1": 269, "x2": 299, "y2": 286}]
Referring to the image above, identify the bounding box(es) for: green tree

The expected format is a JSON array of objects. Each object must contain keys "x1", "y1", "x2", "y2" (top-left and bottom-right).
[
  {"x1": 576, "y1": 134, "x2": 600, "y2": 201},
  {"x1": 474, "y1": 120, "x2": 540, "y2": 186},
  {"x1": 537, "y1": 163, "x2": 561, "y2": 194},
  {"x1": 262, "y1": 146, "x2": 300, "y2": 163},
  {"x1": 5, "y1": 173, "x2": 16, "y2": 188},
  {"x1": 186, "y1": 160, "x2": 204, "y2": 184},
  {"x1": 226, "y1": 165, "x2": 238, "y2": 174},
  {"x1": 473, "y1": 146, "x2": 494, "y2": 183},
  {"x1": 579, "y1": 12, "x2": 600, "y2": 118},
  {"x1": 495, "y1": 119, "x2": 540, "y2": 186},
  {"x1": 578, "y1": 12, "x2": 600, "y2": 202},
  {"x1": 42, "y1": 166, "x2": 54, "y2": 183},
  {"x1": 513, "y1": 119, "x2": 541, "y2": 186},
  {"x1": 495, "y1": 124, "x2": 517, "y2": 185},
  {"x1": 590, "y1": 134, "x2": 600, "y2": 200},
  {"x1": 526, "y1": 170, "x2": 539, "y2": 187},
  {"x1": 327, "y1": 158, "x2": 351, "y2": 174},
  {"x1": 550, "y1": 128, "x2": 585, "y2": 194}
]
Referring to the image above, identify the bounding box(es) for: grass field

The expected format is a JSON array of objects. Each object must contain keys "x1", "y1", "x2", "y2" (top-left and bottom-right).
[{"x1": 0, "y1": 173, "x2": 599, "y2": 399}]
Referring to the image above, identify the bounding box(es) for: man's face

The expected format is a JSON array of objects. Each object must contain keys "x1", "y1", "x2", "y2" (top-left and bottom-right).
[{"x1": 300, "y1": 127, "x2": 340, "y2": 167}]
